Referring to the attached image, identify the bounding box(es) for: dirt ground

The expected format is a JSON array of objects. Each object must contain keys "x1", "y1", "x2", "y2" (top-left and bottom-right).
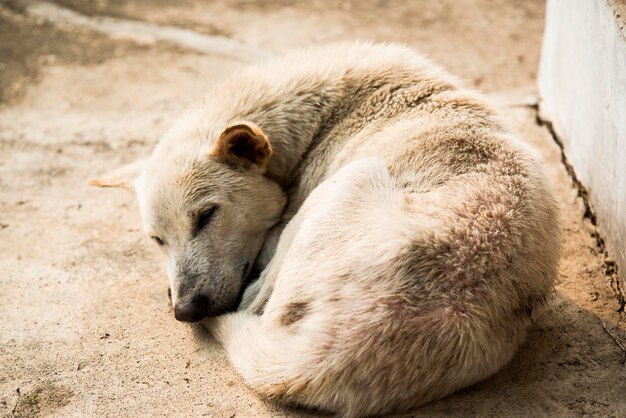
[{"x1": 1, "y1": 1, "x2": 625, "y2": 416}]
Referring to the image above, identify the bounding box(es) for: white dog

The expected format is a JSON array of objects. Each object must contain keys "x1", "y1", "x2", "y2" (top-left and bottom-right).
[{"x1": 93, "y1": 42, "x2": 559, "y2": 417}]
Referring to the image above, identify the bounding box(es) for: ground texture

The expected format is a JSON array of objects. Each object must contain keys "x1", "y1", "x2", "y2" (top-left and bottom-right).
[{"x1": 1, "y1": 1, "x2": 625, "y2": 416}]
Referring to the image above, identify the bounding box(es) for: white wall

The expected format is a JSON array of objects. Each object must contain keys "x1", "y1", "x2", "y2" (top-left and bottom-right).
[{"x1": 539, "y1": 0, "x2": 626, "y2": 287}]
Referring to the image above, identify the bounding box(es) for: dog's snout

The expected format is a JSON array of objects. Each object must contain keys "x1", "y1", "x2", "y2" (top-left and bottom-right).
[{"x1": 174, "y1": 295, "x2": 209, "y2": 322}]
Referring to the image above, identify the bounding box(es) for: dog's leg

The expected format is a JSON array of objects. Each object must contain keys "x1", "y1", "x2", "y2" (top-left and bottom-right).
[
  {"x1": 238, "y1": 274, "x2": 264, "y2": 311},
  {"x1": 245, "y1": 207, "x2": 306, "y2": 314},
  {"x1": 256, "y1": 188, "x2": 307, "y2": 272},
  {"x1": 242, "y1": 213, "x2": 292, "y2": 312},
  {"x1": 255, "y1": 220, "x2": 286, "y2": 271}
]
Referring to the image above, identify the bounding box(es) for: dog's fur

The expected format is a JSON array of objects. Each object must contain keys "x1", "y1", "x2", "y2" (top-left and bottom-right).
[{"x1": 93, "y1": 42, "x2": 559, "y2": 417}]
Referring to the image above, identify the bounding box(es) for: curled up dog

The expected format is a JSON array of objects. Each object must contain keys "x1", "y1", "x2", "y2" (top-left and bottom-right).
[{"x1": 92, "y1": 42, "x2": 560, "y2": 417}]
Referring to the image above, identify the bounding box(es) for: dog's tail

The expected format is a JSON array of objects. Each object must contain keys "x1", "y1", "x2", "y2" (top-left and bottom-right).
[
  {"x1": 207, "y1": 312, "x2": 335, "y2": 411},
  {"x1": 206, "y1": 305, "x2": 501, "y2": 418}
]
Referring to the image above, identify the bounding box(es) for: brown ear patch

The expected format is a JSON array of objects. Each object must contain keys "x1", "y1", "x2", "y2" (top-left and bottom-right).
[
  {"x1": 88, "y1": 159, "x2": 146, "y2": 190},
  {"x1": 88, "y1": 178, "x2": 131, "y2": 189},
  {"x1": 210, "y1": 121, "x2": 272, "y2": 168}
]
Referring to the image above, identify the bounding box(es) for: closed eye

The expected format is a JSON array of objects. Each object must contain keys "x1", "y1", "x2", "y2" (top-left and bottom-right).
[
  {"x1": 195, "y1": 206, "x2": 218, "y2": 236},
  {"x1": 151, "y1": 236, "x2": 165, "y2": 247}
]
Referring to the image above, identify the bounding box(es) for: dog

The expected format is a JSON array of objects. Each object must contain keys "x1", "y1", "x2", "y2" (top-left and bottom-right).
[{"x1": 92, "y1": 42, "x2": 560, "y2": 417}]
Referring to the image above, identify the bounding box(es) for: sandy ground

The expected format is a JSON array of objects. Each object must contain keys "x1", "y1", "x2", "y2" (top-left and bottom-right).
[{"x1": 1, "y1": 1, "x2": 625, "y2": 416}]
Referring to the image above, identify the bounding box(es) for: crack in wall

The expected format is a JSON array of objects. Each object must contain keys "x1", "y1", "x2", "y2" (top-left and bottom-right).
[{"x1": 533, "y1": 106, "x2": 625, "y2": 312}]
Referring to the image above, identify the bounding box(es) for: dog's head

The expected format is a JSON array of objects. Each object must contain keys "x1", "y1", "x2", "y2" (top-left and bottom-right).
[{"x1": 91, "y1": 120, "x2": 286, "y2": 322}]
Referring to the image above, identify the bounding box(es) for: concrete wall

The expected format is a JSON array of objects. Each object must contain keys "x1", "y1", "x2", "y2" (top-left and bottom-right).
[{"x1": 539, "y1": 0, "x2": 626, "y2": 288}]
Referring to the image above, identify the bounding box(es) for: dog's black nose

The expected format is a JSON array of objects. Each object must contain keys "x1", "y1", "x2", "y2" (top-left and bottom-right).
[{"x1": 174, "y1": 295, "x2": 209, "y2": 322}]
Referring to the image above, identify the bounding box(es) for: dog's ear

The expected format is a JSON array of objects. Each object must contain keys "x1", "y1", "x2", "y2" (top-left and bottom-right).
[
  {"x1": 89, "y1": 159, "x2": 146, "y2": 190},
  {"x1": 210, "y1": 121, "x2": 272, "y2": 168}
]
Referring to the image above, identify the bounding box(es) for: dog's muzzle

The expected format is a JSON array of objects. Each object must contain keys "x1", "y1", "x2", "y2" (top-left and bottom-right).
[{"x1": 174, "y1": 295, "x2": 210, "y2": 322}]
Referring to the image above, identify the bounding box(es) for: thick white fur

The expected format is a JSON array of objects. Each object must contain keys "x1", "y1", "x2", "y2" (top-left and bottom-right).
[
  {"x1": 204, "y1": 44, "x2": 559, "y2": 417},
  {"x1": 95, "y1": 42, "x2": 560, "y2": 417}
]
